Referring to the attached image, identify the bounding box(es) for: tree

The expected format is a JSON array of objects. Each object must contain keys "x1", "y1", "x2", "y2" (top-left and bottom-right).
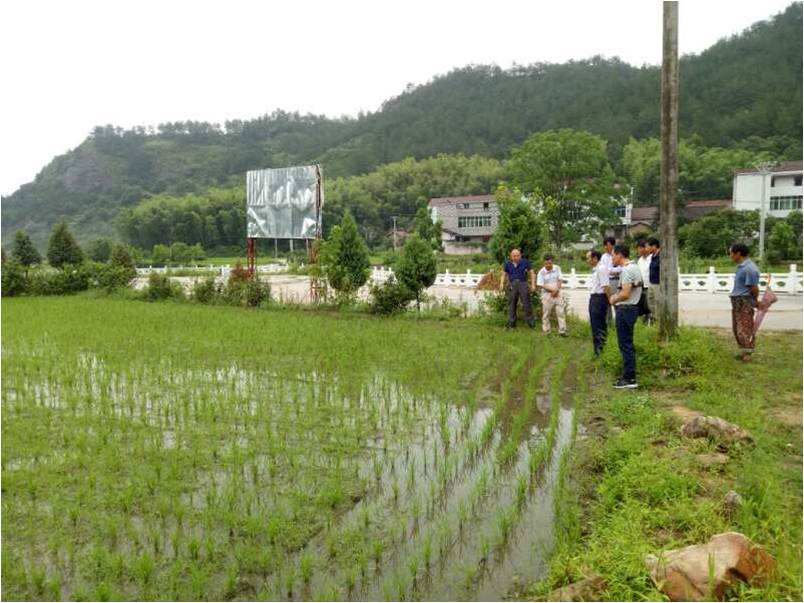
[
  {"x1": 395, "y1": 234, "x2": 437, "y2": 310},
  {"x1": 86, "y1": 238, "x2": 114, "y2": 262},
  {"x1": 766, "y1": 221, "x2": 796, "y2": 264},
  {"x1": 414, "y1": 205, "x2": 442, "y2": 250},
  {"x1": 322, "y1": 210, "x2": 371, "y2": 295},
  {"x1": 11, "y1": 230, "x2": 41, "y2": 271},
  {"x1": 679, "y1": 209, "x2": 759, "y2": 258},
  {"x1": 110, "y1": 244, "x2": 137, "y2": 272},
  {"x1": 170, "y1": 242, "x2": 192, "y2": 264},
  {"x1": 46, "y1": 222, "x2": 84, "y2": 269},
  {"x1": 507, "y1": 129, "x2": 621, "y2": 249},
  {"x1": 152, "y1": 244, "x2": 170, "y2": 266},
  {"x1": 488, "y1": 185, "x2": 543, "y2": 264}
]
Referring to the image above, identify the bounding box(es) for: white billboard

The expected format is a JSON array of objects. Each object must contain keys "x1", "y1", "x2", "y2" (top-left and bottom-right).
[{"x1": 246, "y1": 165, "x2": 322, "y2": 239}]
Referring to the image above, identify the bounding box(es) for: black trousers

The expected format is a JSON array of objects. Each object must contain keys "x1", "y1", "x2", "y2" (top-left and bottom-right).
[
  {"x1": 588, "y1": 293, "x2": 609, "y2": 355},
  {"x1": 615, "y1": 305, "x2": 639, "y2": 381},
  {"x1": 507, "y1": 281, "x2": 534, "y2": 326}
]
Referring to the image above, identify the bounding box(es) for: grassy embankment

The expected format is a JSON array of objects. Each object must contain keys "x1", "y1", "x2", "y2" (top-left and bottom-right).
[{"x1": 531, "y1": 324, "x2": 803, "y2": 601}]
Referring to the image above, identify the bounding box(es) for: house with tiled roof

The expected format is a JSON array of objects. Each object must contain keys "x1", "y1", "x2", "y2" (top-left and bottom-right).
[{"x1": 428, "y1": 195, "x2": 499, "y2": 254}]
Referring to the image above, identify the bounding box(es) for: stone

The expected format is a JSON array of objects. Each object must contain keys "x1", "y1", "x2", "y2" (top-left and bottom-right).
[
  {"x1": 680, "y1": 416, "x2": 754, "y2": 448},
  {"x1": 723, "y1": 490, "x2": 743, "y2": 516},
  {"x1": 645, "y1": 532, "x2": 775, "y2": 601},
  {"x1": 696, "y1": 452, "x2": 730, "y2": 468},
  {"x1": 545, "y1": 575, "x2": 607, "y2": 601}
]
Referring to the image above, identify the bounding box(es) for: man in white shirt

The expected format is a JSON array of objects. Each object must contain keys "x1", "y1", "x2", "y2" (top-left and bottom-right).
[
  {"x1": 585, "y1": 249, "x2": 610, "y2": 356},
  {"x1": 601, "y1": 236, "x2": 620, "y2": 322},
  {"x1": 636, "y1": 239, "x2": 653, "y2": 323},
  {"x1": 536, "y1": 254, "x2": 567, "y2": 336}
]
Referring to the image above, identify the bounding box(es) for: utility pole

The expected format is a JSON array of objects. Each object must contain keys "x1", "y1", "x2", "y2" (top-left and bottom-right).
[
  {"x1": 754, "y1": 160, "x2": 776, "y2": 261},
  {"x1": 659, "y1": 1, "x2": 679, "y2": 340}
]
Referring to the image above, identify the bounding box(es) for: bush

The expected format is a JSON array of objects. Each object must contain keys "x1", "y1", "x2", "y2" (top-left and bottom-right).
[
  {"x1": 1, "y1": 260, "x2": 28, "y2": 296},
  {"x1": 95, "y1": 264, "x2": 137, "y2": 292},
  {"x1": 191, "y1": 277, "x2": 221, "y2": 304},
  {"x1": 369, "y1": 280, "x2": 413, "y2": 315},
  {"x1": 223, "y1": 266, "x2": 270, "y2": 307},
  {"x1": 141, "y1": 272, "x2": 185, "y2": 302},
  {"x1": 28, "y1": 264, "x2": 91, "y2": 295},
  {"x1": 480, "y1": 289, "x2": 542, "y2": 324}
]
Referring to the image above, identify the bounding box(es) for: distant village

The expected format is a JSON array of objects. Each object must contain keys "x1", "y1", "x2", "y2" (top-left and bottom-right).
[{"x1": 411, "y1": 160, "x2": 803, "y2": 254}]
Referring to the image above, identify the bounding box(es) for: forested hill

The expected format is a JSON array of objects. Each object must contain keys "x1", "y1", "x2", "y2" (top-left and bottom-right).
[{"x1": 3, "y1": 2, "x2": 801, "y2": 247}]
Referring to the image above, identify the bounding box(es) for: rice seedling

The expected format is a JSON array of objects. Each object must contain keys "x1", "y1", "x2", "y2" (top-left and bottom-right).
[{"x1": 2, "y1": 296, "x2": 571, "y2": 601}]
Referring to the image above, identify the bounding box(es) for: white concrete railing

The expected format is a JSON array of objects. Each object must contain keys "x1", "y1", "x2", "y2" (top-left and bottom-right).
[
  {"x1": 371, "y1": 264, "x2": 803, "y2": 294},
  {"x1": 136, "y1": 263, "x2": 287, "y2": 276}
]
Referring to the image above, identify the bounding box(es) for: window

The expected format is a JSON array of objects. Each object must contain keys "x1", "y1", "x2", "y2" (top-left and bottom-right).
[
  {"x1": 769, "y1": 195, "x2": 803, "y2": 210},
  {"x1": 458, "y1": 215, "x2": 493, "y2": 228},
  {"x1": 483, "y1": 202, "x2": 490, "y2": 210},
  {"x1": 462, "y1": 203, "x2": 470, "y2": 209},
  {"x1": 614, "y1": 206, "x2": 626, "y2": 218},
  {"x1": 795, "y1": 175, "x2": 802, "y2": 186},
  {"x1": 771, "y1": 176, "x2": 777, "y2": 187}
]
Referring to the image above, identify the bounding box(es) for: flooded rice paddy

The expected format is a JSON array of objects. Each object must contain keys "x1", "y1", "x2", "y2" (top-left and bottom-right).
[{"x1": 2, "y1": 297, "x2": 580, "y2": 601}]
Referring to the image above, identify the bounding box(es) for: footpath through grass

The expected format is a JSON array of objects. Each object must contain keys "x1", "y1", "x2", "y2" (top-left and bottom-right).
[{"x1": 531, "y1": 325, "x2": 803, "y2": 601}]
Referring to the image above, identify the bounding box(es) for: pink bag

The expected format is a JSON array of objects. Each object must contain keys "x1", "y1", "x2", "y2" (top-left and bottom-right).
[{"x1": 753, "y1": 275, "x2": 779, "y2": 335}]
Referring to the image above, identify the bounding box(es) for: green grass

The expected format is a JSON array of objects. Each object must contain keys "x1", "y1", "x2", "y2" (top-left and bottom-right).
[
  {"x1": 532, "y1": 327, "x2": 803, "y2": 601},
  {"x1": 2, "y1": 296, "x2": 580, "y2": 601}
]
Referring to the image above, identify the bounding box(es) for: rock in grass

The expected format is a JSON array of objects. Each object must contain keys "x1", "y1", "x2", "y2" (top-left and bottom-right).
[
  {"x1": 545, "y1": 575, "x2": 606, "y2": 601},
  {"x1": 680, "y1": 416, "x2": 754, "y2": 448},
  {"x1": 645, "y1": 532, "x2": 775, "y2": 601},
  {"x1": 723, "y1": 490, "x2": 743, "y2": 516},
  {"x1": 696, "y1": 452, "x2": 730, "y2": 468}
]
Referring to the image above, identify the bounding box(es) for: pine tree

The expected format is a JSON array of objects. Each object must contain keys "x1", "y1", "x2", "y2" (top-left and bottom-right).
[
  {"x1": 46, "y1": 222, "x2": 84, "y2": 269},
  {"x1": 11, "y1": 230, "x2": 42, "y2": 271},
  {"x1": 323, "y1": 211, "x2": 371, "y2": 295},
  {"x1": 395, "y1": 234, "x2": 437, "y2": 310}
]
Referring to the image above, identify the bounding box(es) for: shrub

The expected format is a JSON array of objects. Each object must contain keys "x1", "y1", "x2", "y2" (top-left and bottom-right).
[
  {"x1": 95, "y1": 264, "x2": 137, "y2": 292},
  {"x1": 141, "y1": 272, "x2": 185, "y2": 302},
  {"x1": 223, "y1": 267, "x2": 270, "y2": 307},
  {"x1": 28, "y1": 264, "x2": 91, "y2": 295},
  {"x1": 191, "y1": 277, "x2": 221, "y2": 304},
  {"x1": 369, "y1": 281, "x2": 413, "y2": 315},
  {"x1": 1, "y1": 260, "x2": 28, "y2": 296}
]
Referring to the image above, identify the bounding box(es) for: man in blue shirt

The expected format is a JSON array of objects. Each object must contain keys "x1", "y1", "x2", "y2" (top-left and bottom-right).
[
  {"x1": 499, "y1": 248, "x2": 536, "y2": 328},
  {"x1": 728, "y1": 243, "x2": 760, "y2": 362}
]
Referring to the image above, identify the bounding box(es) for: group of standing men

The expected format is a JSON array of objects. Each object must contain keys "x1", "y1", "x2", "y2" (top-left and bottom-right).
[
  {"x1": 500, "y1": 235, "x2": 765, "y2": 390},
  {"x1": 585, "y1": 237, "x2": 661, "y2": 388},
  {"x1": 500, "y1": 237, "x2": 663, "y2": 389}
]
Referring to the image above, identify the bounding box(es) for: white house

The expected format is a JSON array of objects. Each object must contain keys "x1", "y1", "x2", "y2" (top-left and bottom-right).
[{"x1": 733, "y1": 160, "x2": 803, "y2": 218}]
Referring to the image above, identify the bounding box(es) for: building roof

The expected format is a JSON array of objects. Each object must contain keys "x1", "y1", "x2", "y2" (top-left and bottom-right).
[
  {"x1": 629, "y1": 199, "x2": 731, "y2": 226},
  {"x1": 686, "y1": 199, "x2": 732, "y2": 208},
  {"x1": 631, "y1": 207, "x2": 658, "y2": 223},
  {"x1": 428, "y1": 194, "x2": 495, "y2": 207},
  {"x1": 734, "y1": 160, "x2": 803, "y2": 175}
]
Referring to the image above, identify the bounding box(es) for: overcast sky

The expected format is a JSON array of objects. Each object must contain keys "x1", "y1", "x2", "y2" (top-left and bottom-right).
[{"x1": 0, "y1": 0, "x2": 794, "y2": 196}]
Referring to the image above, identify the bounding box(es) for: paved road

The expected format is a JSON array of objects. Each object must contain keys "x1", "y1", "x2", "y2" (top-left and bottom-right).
[
  {"x1": 135, "y1": 275, "x2": 803, "y2": 331},
  {"x1": 562, "y1": 289, "x2": 802, "y2": 331}
]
